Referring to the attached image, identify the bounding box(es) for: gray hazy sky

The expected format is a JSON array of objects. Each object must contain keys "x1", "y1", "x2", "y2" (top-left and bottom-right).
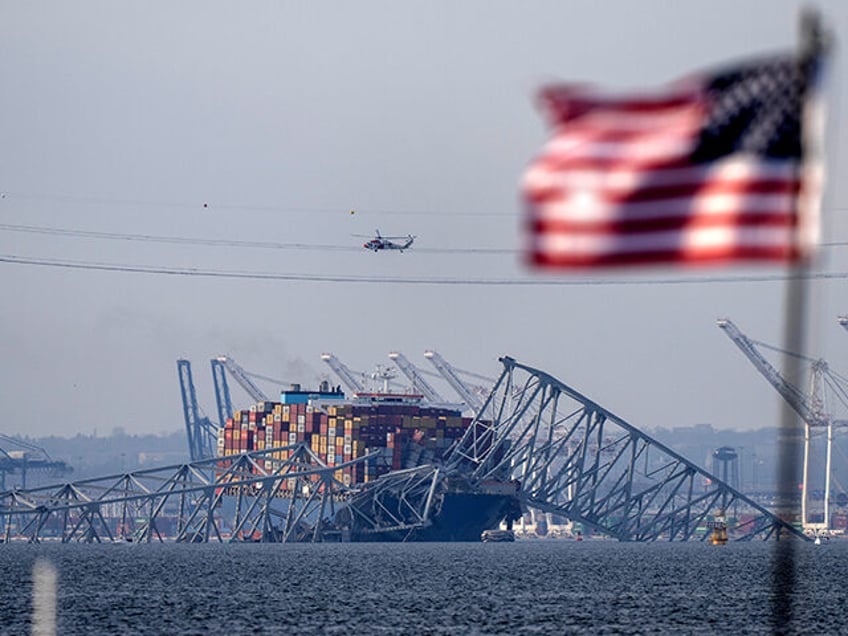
[{"x1": 2, "y1": 1, "x2": 848, "y2": 438}]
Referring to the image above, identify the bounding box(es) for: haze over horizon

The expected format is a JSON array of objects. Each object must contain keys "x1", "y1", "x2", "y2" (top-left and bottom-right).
[{"x1": 3, "y1": 1, "x2": 848, "y2": 438}]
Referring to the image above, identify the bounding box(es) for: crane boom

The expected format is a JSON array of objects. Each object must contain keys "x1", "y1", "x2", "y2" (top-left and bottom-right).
[
  {"x1": 717, "y1": 318, "x2": 845, "y2": 533},
  {"x1": 388, "y1": 352, "x2": 445, "y2": 403},
  {"x1": 321, "y1": 353, "x2": 366, "y2": 394},
  {"x1": 176, "y1": 359, "x2": 217, "y2": 461},
  {"x1": 0, "y1": 434, "x2": 55, "y2": 461},
  {"x1": 210, "y1": 358, "x2": 234, "y2": 425},
  {"x1": 216, "y1": 356, "x2": 269, "y2": 403},
  {"x1": 0, "y1": 435, "x2": 71, "y2": 490},
  {"x1": 423, "y1": 350, "x2": 483, "y2": 411},
  {"x1": 716, "y1": 318, "x2": 824, "y2": 426}
]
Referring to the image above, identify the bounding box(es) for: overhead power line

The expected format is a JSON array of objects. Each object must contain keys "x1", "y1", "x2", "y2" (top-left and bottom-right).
[
  {"x1": 4, "y1": 221, "x2": 848, "y2": 255},
  {"x1": 3, "y1": 253, "x2": 848, "y2": 286},
  {"x1": 0, "y1": 222, "x2": 513, "y2": 255}
]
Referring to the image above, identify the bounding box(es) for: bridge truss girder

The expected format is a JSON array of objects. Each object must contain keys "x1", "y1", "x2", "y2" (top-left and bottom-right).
[
  {"x1": 0, "y1": 445, "x2": 369, "y2": 544},
  {"x1": 446, "y1": 357, "x2": 808, "y2": 542},
  {"x1": 338, "y1": 465, "x2": 442, "y2": 540}
]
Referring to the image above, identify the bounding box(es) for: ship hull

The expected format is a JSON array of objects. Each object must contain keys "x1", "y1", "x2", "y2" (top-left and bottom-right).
[{"x1": 349, "y1": 491, "x2": 520, "y2": 542}]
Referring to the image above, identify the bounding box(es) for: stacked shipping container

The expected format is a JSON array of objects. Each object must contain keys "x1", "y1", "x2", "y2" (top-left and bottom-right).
[{"x1": 217, "y1": 396, "x2": 477, "y2": 487}]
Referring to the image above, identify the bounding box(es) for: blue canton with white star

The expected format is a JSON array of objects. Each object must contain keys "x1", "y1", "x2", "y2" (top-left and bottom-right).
[{"x1": 691, "y1": 55, "x2": 812, "y2": 162}]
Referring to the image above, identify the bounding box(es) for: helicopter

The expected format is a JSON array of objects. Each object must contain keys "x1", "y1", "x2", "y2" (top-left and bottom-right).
[{"x1": 359, "y1": 230, "x2": 415, "y2": 253}]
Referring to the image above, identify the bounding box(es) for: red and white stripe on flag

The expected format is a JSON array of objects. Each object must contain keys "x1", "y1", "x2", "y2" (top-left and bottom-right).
[{"x1": 522, "y1": 75, "x2": 821, "y2": 268}]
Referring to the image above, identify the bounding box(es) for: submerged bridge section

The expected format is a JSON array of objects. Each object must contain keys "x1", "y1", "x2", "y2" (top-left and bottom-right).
[{"x1": 445, "y1": 357, "x2": 807, "y2": 541}]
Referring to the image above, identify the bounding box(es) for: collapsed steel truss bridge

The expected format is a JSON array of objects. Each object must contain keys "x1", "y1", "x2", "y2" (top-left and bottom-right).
[
  {"x1": 0, "y1": 445, "x2": 367, "y2": 544},
  {"x1": 1, "y1": 357, "x2": 806, "y2": 543},
  {"x1": 445, "y1": 357, "x2": 806, "y2": 541}
]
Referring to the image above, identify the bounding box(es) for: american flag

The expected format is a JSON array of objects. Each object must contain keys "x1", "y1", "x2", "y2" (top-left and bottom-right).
[{"x1": 522, "y1": 54, "x2": 823, "y2": 268}]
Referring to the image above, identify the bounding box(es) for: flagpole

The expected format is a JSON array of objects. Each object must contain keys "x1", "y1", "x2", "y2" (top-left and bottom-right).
[{"x1": 771, "y1": 9, "x2": 826, "y2": 632}]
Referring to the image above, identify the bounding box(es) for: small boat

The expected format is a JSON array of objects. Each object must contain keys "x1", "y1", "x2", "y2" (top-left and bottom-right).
[
  {"x1": 708, "y1": 509, "x2": 728, "y2": 545},
  {"x1": 481, "y1": 529, "x2": 515, "y2": 542}
]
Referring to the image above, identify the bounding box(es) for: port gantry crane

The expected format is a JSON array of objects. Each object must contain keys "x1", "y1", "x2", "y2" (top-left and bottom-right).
[
  {"x1": 717, "y1": 318, "x2": 848, "y2": 534},
  {"x1": 423, "y1": 350, "x2": 486, "y2": 412},
  {"x1": 210, "y1": 358, "x2": 234, "y2": 435},
  {"x1": 179, "y1": 356, "x2": 277, "y2": 462},
  {"x1": 322, "y1": 353, "x2": 411, "y2": 396},
  {"x1": 216, "y1": 355, "x2": 270, "y2": 403},
  {"x1": 177, "y1": 359, "x2": 218, "y2": 462},
  {"x1": 387, "y1": 352, "x2": 446, "y2": 403},
  {"x1": 0, "y1": 435, "x2": 71, "y2": 490},
  {"x1": 321, "y1": 353, "x2": 366, "y2": 395},
  {"x1": 177, "y1": 356, "x2": 282, "y2": 461}
]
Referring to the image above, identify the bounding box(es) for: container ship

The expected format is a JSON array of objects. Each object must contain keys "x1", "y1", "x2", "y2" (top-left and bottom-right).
[{"x1": 217, "y1": 383, "x2": 521, "y2": 541}]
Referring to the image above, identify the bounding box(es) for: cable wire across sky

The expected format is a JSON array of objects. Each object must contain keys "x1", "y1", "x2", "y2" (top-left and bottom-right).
[
  {"x1": 3, "y1": 221, "x2": 848, "y2": 256},
  {"x1": 0, "y1": 222, "x2": 514, "y2": 255},
  {"x1": 4, "y1": 253, "x2": 848, "y2": 286}
]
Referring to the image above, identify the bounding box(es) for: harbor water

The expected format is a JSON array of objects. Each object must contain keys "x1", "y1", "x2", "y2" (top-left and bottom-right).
[{"x1": 1, "y1": 540, "x2": 846, "y2": 635}]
